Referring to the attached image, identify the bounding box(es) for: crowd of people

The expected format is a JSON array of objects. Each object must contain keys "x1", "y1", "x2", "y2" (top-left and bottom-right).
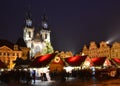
[
  {"x1": 0, "y1": 69, "x2": 32, "y2": 84},
  {"x1": 0, "y1": 67, "x2": 120, "y2": 85}
]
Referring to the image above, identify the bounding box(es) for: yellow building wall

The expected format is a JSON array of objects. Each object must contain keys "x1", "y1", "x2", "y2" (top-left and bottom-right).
[
  {"x1": 81, "y1": 41, "x2": 120, "y2": 58},
  {"x1": 0, "y1": 45, "x2": 29, "y2": 69}
]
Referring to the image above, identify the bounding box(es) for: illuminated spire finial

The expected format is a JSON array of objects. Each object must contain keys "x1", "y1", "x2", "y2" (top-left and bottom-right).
[
  {"x1": 41, "y1": 9, "x2": 48, "y2": 29},
  {"x1": 25, "y1": 6, "x2": 33, "y2": 27}
]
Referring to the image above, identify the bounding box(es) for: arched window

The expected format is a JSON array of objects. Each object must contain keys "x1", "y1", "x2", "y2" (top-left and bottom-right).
[
  {"x1": 28, "y1": 31, "x2": 31, "y2": 37},
  {"x1": 45, "y1": 34, "x2": 47, "y2": 39}
]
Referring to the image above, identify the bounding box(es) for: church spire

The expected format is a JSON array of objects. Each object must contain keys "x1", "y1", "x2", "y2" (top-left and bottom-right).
[
  {"x1": 25, "y1": 8, "x2": 33, "y2": 28},
  {"x1": 41, "y1": 12, "x2": 48, "y2": 29}
]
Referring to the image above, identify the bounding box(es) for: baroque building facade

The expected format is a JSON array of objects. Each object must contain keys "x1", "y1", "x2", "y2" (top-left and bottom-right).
[
  {"x1": 23, "y1": 12, "x2": 54, "y2": 58},
  {"x1": 0, "y1": 40, "x2": 29, "y2": 69},
  {"x1": 111, "y1": 42, "x2": 120, "y2": 58},
  {"x1": 82, "y1": 41, "x2": 120, "y2": 58}
]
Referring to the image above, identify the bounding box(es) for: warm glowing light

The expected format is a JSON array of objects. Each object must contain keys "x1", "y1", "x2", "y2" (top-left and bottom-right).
[
  {"x1": 84, "y1": 61, "x2": 90, "y2": 66},
  {"x1": 40, "y1": 67, "x2": 48, "y2": 73},
  {"x1": 64, "y1": 66, "x2": 73, "y2": 73},
  {"x1": 103, "y1": 59, "x2": 111, "y2": 67},
  {"x1": 54, "y1": 57, "x2": 60, "y2": 63},
  {"x1": 106, "y1": 34, "x2": 120, "y2": 45},
  {"x1": 106, "y1": 41, "x2": 110, "y2": 44},
  {"x1": 0, "y1": 69, "x2": 4, "y2": 72},
  {"x1": 82, "y1": 53, "x2": 85, "y2": 56}
]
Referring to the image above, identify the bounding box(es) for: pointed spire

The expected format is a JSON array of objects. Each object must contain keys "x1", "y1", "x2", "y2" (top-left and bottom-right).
[
  {"x1": 42, "y1": 13, "x2": 47, "y2": 22},
  {"x1": 26, "y1": 9, "x2": 32, "y2": 20},
  {"x1": 25, "y1": 5, "x2": 33, "y2": 28},
  {"x1": 41, "y1": 9, "x2": 48, "y2": 29},
  {"x1": 42, "y1": 8, "x2": 47, "y2": 21},
  {"x1": 83, "y1": 45, "x2": 88, "y2": 50}
]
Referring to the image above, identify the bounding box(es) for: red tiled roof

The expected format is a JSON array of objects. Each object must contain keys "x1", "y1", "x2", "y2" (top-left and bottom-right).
[
  {"x1": 30, "y1": 53, "x2": 56, "y2": 67},
  {"x1": 64, "y1": 56, "x2": 87, "y2": 66},
  {"x1": 111, "y1": 58, "x2": 120, "y2": 66},
  {"x1": 91, "y1": 57, "x2": 107, "y2": 66}
]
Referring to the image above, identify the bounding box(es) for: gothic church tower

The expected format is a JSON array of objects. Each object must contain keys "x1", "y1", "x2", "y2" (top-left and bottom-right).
[
  {"x1": 40, "y1": 14, "x2": 54, "y2": 54},
  {"x1": 23, "y1": 10, "x2": 54, "y2": 58},
  {"x1": 23, "y1": 10, "x2": 34, "y2": 50},
  {"x1": 40, "y1": 14, "x2": 51, "y2": 42}
]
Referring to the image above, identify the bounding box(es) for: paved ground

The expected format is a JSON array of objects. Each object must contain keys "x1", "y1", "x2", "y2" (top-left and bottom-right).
[
  {"x1": 1, "y1": 77, "x2": 120, "y2": 86},
  {"x1": 31, "y1": 77, "x2": 120, "y2": 86}
]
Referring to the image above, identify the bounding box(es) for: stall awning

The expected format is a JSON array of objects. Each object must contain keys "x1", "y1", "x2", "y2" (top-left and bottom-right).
[
  {"x1": 64, "y1": 56, "x2": 87, "y2": 66},
  {"x1": 91, "y1": 57, "x2": 107, "y2": 66},
  {"x1": 30, "y1": 53, "x2": 56, "y2": 67},
  {"x1": 111, "y1": 58, "x2": 120, "y2": 66}
]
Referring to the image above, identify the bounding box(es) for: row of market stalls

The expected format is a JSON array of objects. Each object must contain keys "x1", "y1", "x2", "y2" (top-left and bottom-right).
[
  {"x1": 0, "y1": 53, "x2": 120, "y2": 80},
  {"x1": 29, "y1": 53, "x2": 120, "y2": 73},
  {"x1": 1, "y1": 53, "x2": 120, "y2": 73}
]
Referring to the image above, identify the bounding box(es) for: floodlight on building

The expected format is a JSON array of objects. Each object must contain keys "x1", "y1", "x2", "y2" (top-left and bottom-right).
[
  {"x1": 82, "y1": 53, "x2": 85, "y2": 56},
  {"x1": 106, "y1": 41, "x2": 110, "y2": 44}
]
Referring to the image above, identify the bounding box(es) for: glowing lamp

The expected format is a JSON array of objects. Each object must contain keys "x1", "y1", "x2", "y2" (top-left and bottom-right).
[{"x1": 106, "y1": 41, "x2": 110, "y2": 44}]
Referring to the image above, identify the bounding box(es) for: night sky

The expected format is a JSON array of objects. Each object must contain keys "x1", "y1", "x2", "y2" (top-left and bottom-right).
[{"x1": 0, "y1": 0, "x2": 120, "y2": 54}]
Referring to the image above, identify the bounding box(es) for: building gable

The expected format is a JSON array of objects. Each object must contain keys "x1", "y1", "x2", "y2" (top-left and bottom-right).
[{"x1": 0, "y1": 45, "x2": 13, "y2": 51}]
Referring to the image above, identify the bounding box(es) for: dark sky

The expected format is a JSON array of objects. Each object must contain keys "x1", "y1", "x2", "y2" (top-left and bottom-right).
[{"x1": 0, "y1": 0, "x2": 120, "y2": 53}]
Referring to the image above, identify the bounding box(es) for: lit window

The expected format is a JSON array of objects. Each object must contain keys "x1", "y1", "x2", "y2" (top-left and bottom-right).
[
  {"x1": 45, "y1": 34, "x2": 47, "y2": 39},
  {"x1": 7, "y1": 53, "x2": 9, "y2": 56},
  {"x1": 17, "y1": 53, "x2": 19, "y2": 57},
  {"x1": 3, "y1": 53, "x2": 6, "y2": 56},
  {"x1": 28, "y1": 31, "x2": 31, "y2": 37}
]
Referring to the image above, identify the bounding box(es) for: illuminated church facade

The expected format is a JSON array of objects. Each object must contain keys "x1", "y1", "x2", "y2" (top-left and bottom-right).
[{"x1": 23, "y1": 12, "x2": 54, "y2": 57}]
